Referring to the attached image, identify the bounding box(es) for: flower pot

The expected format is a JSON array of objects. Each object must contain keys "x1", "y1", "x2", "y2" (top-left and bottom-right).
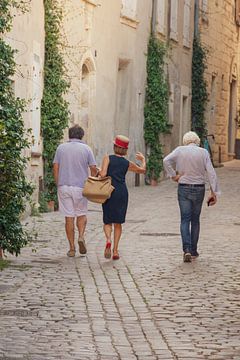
[
  {"x1": 47, "y1": 201, "x2": 55, "y2": 212},
  {"x1": 150, "y1": 179, "x2": 158, "y2": 186}
]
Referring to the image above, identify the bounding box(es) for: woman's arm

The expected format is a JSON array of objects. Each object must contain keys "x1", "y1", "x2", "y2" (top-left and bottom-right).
[
  {"x1": 99, "y1": 155, "x2": 110, "y2": 177},
  {"x1": 128, "y1": 152, "x2": 146, "y2": 174}
]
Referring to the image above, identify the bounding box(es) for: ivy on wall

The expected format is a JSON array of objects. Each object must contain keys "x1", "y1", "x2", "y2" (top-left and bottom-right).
[
  {"x1": 0, "y1": 0, "x2": 33, "y2": 256},
  {"x1": 41, "y1": 0, "x2": 70, "y2": 206},
  {"x1": 191, "y1": 36, "x2": 208, "y2": 142},
  {"x1": 144, "y1": 36, "x2": 170, "y2": 181}
]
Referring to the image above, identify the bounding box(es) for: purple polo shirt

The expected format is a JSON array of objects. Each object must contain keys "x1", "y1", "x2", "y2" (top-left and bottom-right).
[{"x1": 53, "y1": 139, "x2": 96, "y2": 188}]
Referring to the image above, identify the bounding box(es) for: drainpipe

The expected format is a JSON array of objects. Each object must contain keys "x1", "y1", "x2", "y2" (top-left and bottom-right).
[
  {"x1": 151, "y1": 0, "x2": 157, "y2": 34},
  {"x1": 194, "y1": 0, "x2": 199, "y2": 37}
]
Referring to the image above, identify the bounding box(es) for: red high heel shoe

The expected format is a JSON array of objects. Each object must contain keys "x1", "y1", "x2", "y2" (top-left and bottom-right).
[
  {"x1": 104, "y1": 242, "x2": 111, "y2": 259},
  {"x1": 112, "y1": 252, "x2": 120, "y2": 260}
]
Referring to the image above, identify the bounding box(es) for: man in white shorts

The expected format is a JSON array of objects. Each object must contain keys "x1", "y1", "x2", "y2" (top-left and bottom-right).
[{"x1": 53, "y1": 125, "x2": 97, "y2": 257}]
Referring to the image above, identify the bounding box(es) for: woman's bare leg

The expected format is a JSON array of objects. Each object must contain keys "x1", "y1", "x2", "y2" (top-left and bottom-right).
[
  {"x1": 113, "y1": 223, "x2": 122, "y2": 256},
  {"x1": 103, "y1": 224, "x2": 112, "y2": 243}
]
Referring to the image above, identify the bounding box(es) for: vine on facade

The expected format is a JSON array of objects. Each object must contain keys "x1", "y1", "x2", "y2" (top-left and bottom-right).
[
  {"x1": 144, "y1": 36, "x2": 170, "y2": 181},
  {"x1": 0, "y1": 0, "x2": 33, "y2": 256},
  {"x1": 191, "y1": 36, "x2": 208, "y2": 142},
  {"x1": 41, "y1": 0, "x2": 70, "y2": 207}
]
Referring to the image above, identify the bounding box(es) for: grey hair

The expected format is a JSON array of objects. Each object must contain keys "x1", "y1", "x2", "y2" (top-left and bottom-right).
[{"x1": 183, "y1": 131, "x2": 200, "y2": 146}]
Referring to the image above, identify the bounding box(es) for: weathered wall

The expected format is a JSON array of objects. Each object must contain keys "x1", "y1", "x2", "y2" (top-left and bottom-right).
[
  {"x1": 61, "y1": 0, "x2": 152, "y2": 185},
  {"x1": 199, "y1": 0, "x2": 240, "y2": 162},
  {"x1": 7, "y1": 0, "x2": 45, "y2": 205}
]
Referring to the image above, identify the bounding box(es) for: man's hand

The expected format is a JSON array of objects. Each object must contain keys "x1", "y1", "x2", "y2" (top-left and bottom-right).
[
  {"x1": 53, "y1": 163, "x2": 59, "y2": 186},
  {"x1": 172, "y1": 174, "x2": 182, "y2": 182},
  {"x1": 207, "y1": 193, "x2": 217, "y2": 206}
]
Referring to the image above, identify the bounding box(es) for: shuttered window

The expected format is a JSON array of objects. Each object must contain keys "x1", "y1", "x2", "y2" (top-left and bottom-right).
[
  {"x1": 121, "y1": 0, "x2": 137, "y2": 19},
  {"x1": 183, "y1": 0, "x2": 191, "y2": 47},
  {"x1": 236, "y1": 0, "x2": 240, "y2": 26},
  {"x1": 156, "y1": 0, "x2": 166, "y2": 35},
  {"x1": 170, "y1": 0, "x2": 178, "y2": 41}
]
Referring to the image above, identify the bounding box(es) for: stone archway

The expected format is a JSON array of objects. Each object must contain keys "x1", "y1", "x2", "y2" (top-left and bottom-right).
[{"x1": 79, "y1": 52, "x2": 96, "y2": 146}]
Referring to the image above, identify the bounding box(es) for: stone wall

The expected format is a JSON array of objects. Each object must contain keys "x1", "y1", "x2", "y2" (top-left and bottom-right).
[{"x1": 199, "y1": 0, "x2": 240, "y2": 163}]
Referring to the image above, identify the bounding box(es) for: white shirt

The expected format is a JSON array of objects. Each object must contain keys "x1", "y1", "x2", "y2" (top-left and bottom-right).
[{"x1": 163, "y1": 143, "x2": 220, "y2": 194}]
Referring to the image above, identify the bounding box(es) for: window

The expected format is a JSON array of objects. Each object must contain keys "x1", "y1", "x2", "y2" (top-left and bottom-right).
[
  {"x1": 201, "y1": 0, "x2": 208, "y2": 21},
  {"x1": 236, "y1": 0, "x2": 240, "y2": 25},
  {"x1": 183, "y1": 0, "x2": 191, "y2": 47},
  {"x1": 170, "y1": 0, "x2": 178, "y2": 41},
  {"x1": 31, "y1": 53, "x2": 42, "y2": 152},
  {"x1": 121, "y1": 0, "x2": 137, "y2": 20},
  {"x1": 156, "y1": 0, "x2": 166, "y2": 35}
]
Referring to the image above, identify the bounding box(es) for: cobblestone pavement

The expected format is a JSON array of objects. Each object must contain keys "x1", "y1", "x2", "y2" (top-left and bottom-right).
[{"x1": 1, "y1": 161, "x2": 240, "y2": 360}]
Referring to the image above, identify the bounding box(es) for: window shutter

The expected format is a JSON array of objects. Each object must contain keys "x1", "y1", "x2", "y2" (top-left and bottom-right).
[
  {"x1": 121, "y1": 0, "x2": 137, "y2": 19},
  {"x1": 202, "y1": 0, "x2": 208, "y2": 13},
  {"x1": 183, "y1": 0, "x2": 191, "y2": 47},
  {"x1": 170, "y1": 0, "x2": 178, "y2": 41},
  {"x1": 236, "y1": 0, "x2": 240, "y2": 26}
]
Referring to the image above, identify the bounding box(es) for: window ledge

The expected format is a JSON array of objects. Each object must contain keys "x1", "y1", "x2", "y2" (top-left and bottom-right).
[
  {"x1": 83, "y1": 0, "x2": 98, "y2": 6},
  {"x1": 31, "y1": 151, "x2": 42, "y2": 158},
  {"x1": 120, "y1": 15, "x2": 139, "y2": 29}
]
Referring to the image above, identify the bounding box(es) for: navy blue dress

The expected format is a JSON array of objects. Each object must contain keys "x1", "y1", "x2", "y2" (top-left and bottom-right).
[{"x1": 102, "y1": 155, "x2": 129, "y2": 224}]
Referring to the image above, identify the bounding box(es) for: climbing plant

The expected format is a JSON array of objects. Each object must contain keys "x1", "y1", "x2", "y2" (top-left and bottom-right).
[
  {"x1": 191, "y1": 36, "x2": 208, "y2": 143},
  {"x1": 41, "y1": 0, "x2": 70, "y2": 206},
  {"x1": 144, "y1": 35, "x2": 170, "y2": 181},
  {"x1": 0, "y1": 0, "x2": 33, "y2": 256}
]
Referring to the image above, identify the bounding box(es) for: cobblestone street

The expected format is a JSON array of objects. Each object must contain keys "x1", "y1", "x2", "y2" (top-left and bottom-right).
[{"x1": 0, "y1": 161, "x2": 240, "y2": 360}]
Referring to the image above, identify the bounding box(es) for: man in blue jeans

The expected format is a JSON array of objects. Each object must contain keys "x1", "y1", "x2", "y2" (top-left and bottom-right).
[{"x1": 163, "y1": 131, "x2": 220, "y2": 262}]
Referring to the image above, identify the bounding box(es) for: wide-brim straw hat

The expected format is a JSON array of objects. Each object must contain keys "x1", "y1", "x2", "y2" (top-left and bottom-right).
[{"x1": 113, "y1": 135, "x2": 129, "y2": 149}]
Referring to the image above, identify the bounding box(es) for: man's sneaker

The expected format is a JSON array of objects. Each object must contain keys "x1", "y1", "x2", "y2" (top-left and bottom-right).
[
  {"x1": 191, "y1": 252, "x2": 199, "y2": 260},
  {"x1": 183, "y1": 252, "x2": 192, "y2": 263},
  {"x1": 78, "y1": 236, "x2": 87, "y2": 255}
]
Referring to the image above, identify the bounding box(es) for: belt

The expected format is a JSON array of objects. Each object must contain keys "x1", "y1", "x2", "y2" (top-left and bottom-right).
[{"x1": 179, "y1": 183, "x2": 205, "y2": 187}]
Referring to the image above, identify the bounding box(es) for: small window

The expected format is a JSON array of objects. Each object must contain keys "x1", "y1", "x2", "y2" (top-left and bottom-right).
[{"x1": 121, "y1": 0, "x2": 137, "y2": 20}]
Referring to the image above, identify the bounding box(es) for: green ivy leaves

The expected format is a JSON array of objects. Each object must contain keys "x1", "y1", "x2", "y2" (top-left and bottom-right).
[
  {"x1": 191, "y1": 37, "x2": 208, "y2": 142},
  {"x1": 41, "y1": 0, "x2": 70, "y2": 204},
  {"x1": 0, "y1": 4, "x2": 33, "y2": 255},
  {"x1": 144, "y1": 36, "x2": 170, "y2": 181}
]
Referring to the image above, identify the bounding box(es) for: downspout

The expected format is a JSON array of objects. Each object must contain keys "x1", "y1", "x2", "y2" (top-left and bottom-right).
[
  {"x1": 151, "y1": 0, "x2": 157, "y2": 35},
  {"x1": 194, "y1": 0, "x2": 199, "y2": 37}
]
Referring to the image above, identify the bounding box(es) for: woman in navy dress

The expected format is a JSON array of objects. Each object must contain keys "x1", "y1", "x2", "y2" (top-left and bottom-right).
[{"x1": 99, "y1": 135, "x2": 146, "y2": 260}]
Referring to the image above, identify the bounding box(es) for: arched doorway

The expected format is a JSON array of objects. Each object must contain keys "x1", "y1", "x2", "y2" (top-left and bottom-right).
[{"x1": 79, "y1": 55, "x2": 96, "y2": 146}]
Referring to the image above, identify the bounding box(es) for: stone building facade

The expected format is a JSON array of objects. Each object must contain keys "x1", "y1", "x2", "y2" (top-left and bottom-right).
[
  {"x1": 6, "y1": 0, "x2": 240, "y2": 206},
  {"x1": 197, "y1": 0, "x2": 240, "y2": 162},
  {"x1": 6, "y1": 0, "x2": 45, "y2": 204},
  {"x1": 7, "y1": 0, "x2": 152, "y2": 204},
  {"x1": 153, "y1": 0, "x2": 195, "y2": 153},
  {"x1": 61, "y1": 0, "x2": 152, "y2": 186}
]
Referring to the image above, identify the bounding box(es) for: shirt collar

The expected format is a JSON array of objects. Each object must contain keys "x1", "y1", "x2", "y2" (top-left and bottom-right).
[{"x1": 69, "y1": 138, "x2": 84, "y2": 143}]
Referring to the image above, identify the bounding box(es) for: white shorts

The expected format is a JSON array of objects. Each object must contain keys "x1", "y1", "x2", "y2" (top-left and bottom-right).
[{"x1": 58, "y1": 186, "x2": 88, "y2": 217}]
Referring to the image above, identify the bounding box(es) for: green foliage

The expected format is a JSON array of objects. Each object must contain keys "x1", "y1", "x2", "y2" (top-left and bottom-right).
[
  {"x1": 0, "y1": 259, "x2": 11, "y2": 271},
  {"x1": 191, "y1": 36, "x2": 208, "y2": 142},
  {"x1": 41, "y1": 0, "x2": 70, "y2": 203},
  {"x1": 144, "y1": 36, "x2": 170, "y2": 180},
  {"x1": 0, "y1": 1, "x2": 33, "y2": 256}
]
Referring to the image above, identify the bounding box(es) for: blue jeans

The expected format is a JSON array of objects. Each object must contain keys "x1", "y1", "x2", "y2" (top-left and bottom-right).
[{"x1": 178, "y1": 184, "x2": 205, "y2": 255}]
